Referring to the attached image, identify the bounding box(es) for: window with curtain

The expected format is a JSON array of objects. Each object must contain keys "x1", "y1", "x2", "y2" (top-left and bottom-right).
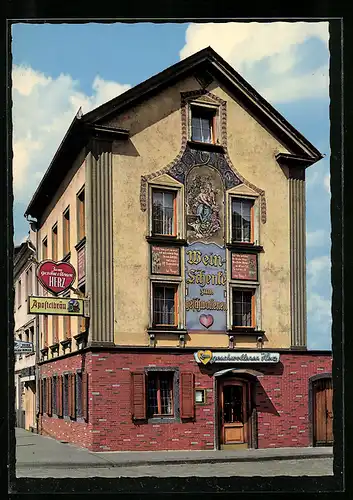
[
  {"x1": 231, "y1": 198, "x2": 254, "y2": 243},
  {"x1": 152, "y1": 189, "x2": 176, "y2": 236},
  {"x1": 232, "y1": 289, "x2": 255, "y2": 327},
  {"x1": 152, "y1": 284, "x2": 177, "y2": 326}
]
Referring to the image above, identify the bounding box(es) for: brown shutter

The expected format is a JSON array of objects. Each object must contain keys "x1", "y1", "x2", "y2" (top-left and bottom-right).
[
  {"x1": 48, "y1": 378, "x2": 52, "y2": 416},
  {"x1": 180, "y1": 372, "x2": 195, "y2": 419},
  {"x1": 45, "y1": 378, "x2": 49, "y2": 414},
  {"x1": 70, "y1": 374, "x2": 76, "y2": 419},
  {"x1": 131, "y1": 371, "x2": 146, "y2": 420},
  {"x1": 82, "y1": 372, "x2": 88, "y2": 421},
  {"x1": 68, "y1": 375, "x2": 72, "y2": 418},
  {"x1": 57, "y1": 375, "x2": 63, "y2": 417},
  {"x1": 39, "y1": 379, "x2": 43, "y2": 415}
]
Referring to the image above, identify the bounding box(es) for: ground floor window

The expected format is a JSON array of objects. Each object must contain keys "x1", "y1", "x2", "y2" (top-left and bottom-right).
[
  {"x1": 147, "y1": 372, "x2": 174, "y2": 418},
  {"x1": 63, "y1": 374, "x2": 69, "y2": 417}
]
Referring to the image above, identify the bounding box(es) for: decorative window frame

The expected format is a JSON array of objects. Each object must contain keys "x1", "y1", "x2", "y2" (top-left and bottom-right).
[
  {"x1": 148, "y1": 181, "x2": 184, "y2": 239},
  {"x1": 227, "y1": 281, "x2": 262, "y2": 332},
  {"x1": 188, "y1": 100, "x2": 221, "y2": 146},
  {"x1": 149, "y1": 277, "x2": 185, "y2": 330},
  {"x1": 226, "y1": 193, "x2": 260, "y2": 246},
  {"x1": 144, "y1": 366, "x2": 180, "y2": 424}
]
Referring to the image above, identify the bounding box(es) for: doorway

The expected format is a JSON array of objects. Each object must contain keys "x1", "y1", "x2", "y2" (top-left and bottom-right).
[
  {"x1": 218, "y1": 379, "x2": 250, "y2": 449},
  {"x1": 313, "y1": 377, "x2": 333, "y2": 446}
]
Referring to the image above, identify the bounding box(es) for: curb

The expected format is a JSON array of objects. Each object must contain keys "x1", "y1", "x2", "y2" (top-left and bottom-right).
[{"x1": 16, "y1": 452, "x2": 333, "y2": 469}]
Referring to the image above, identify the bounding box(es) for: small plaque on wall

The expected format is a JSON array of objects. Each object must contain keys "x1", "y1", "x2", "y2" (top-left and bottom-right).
[
  {"x1": 231, "y1": 252, "x2": 258, "y2": 281},
  {"x1": 151, "y1": 246, "x2": 180, "y2": 276}
]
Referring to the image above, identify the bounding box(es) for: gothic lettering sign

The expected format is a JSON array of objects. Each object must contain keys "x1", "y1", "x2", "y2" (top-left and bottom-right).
[
  {"x1": 37, "y1": 260, "x2": 76, "y2": 295},
  {"x1": 194, "y1": 351, "x2": 280, "y2": 364},
  {"x1": 28, "y1": 296, "x2": 86, "y2": 316},
  {"x1": 78, "y1": 246, "x2": 86, "y2": 282},
  {"x1": 185, "y1": 243, "x2": 227, "y2": 331},
  {"x1": 231, "y1": 253, "x2": 258, "y2": 281},
  {"x1": 151, "y1": 246, "x2": 180, "y2": 276}
]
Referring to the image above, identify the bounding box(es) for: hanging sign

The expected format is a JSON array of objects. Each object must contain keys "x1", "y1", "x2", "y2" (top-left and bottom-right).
[
  {"x1": 28, "y1": 296, "x2": 87, "y2": 316},
  {"x1": 194, "y1": 350, "x2": 280, "y2": 365},
  {"x1": 37, "y1": 260, "x2": 76, "y2": 295},
  {"x1": 14, "y1": 340, "x2": 34, "y2": 354}
]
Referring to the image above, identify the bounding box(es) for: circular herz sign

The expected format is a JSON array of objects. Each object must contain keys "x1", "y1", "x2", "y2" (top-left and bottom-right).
[{"x1": 37, "y1": 260, "x2": 76, "y2": 295}]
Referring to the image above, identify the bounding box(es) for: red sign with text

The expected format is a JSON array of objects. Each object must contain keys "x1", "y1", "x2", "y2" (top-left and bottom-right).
[{"x1": 37, "y1": 260, "x2": 76, "y2": 295}]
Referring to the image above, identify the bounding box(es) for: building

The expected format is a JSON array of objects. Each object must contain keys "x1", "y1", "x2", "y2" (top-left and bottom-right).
[
  {"x1": 24, "y1": 47, "x2": 333, "y2": 451},
  {"x1": 14, "y1": 237, "x2": 37, "y2": 431}
]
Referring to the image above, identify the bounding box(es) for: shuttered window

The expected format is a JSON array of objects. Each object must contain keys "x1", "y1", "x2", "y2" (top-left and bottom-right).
[
  {"x1": 63, "y1": 374, "x2": 69, "y2": 417},
  {"x1": 69, "y1": 373, "x2": 76, "y2": 419},
  {"x1": 131, "y1": 371, "x2": 146, "y2": 420},
  {"x1": 76, "y1": 372, "x2": 83, "y2": 418},
  {"x1": 82, "y1": 372, "x2": 88, "y2": 421},
  {"x1": 39, "y1": 379, "x2": 43, "y2": 415},
  {"x1": 52, "y1": 377, "x2": 57, "y2": 415},
  {"x1": 147, "y1": 372, "x2": 173, "y2": 417},
  {"x1": 43, "y1": 378, "x2": 47, "y2": 414},
  {"x1": 57, "y1": 375, "x2": 63, "y2": 417},
  {"x1": 180, "y1": 372, "x2": 195, "y2": 419},
  {"x1": 47, "y1": 377, "x2": 52, "y2": 416}
]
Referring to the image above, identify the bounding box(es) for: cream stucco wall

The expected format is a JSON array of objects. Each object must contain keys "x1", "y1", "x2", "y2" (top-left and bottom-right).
[
  {"x1": 37, "y1": 155, "x2": 86, "y2": 356},
  {"x1": 107, "y1": 76, "x2": 293, "y2": 349}
]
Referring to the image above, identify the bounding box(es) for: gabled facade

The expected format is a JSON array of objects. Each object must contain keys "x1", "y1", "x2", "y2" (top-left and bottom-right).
[
  {"x1": 25, "y1": 47, "x2": 332, "y2": 451},
  {"x1": 14, "y1": 237, "x2": 37, "y2": 431}
]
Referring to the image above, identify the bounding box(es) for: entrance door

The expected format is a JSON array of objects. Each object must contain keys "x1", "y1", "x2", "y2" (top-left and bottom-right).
[
  {"x1": 313, "y1": 378, "x2": 333, "y2": 446},
  {"x1": 219, "y1": 379, "x2": 249, "y2": 449}
]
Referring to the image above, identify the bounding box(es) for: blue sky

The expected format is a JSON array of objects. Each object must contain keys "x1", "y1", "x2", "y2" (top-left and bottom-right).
[{"x1": 11, "y1": 22, "x2": 331, "y2": 350}]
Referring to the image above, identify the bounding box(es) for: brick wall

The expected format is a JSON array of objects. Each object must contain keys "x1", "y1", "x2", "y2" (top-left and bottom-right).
[
  {"x1": 38, "y1": 350, "x2": 332, "y2": 452},
  {"x1": 39, "y1": 352, "x2": 93, "y2": 449}
]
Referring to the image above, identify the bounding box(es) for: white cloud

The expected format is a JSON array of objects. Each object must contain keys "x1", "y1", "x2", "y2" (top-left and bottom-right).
[
  {"x1": 324, "y1": 173, "x2": 330, "y2": 193},
  {"x1": 306, "y1": 229, "x2": 328, "y2": 248},
  {"x1": 307, "y1": 293, "x2": 331, "y2": 327},
  {"x1": 180, "y1": 22, "x2": 329, "y2": 103},
  {"x1": 12, "y1": 65, "x2": 131, "y2": 204},
  {"x1": 307, "y1": 255, "x2": 331, "y2": 288}
]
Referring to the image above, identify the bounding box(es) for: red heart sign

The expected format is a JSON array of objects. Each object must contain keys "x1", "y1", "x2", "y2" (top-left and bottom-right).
[
  {"x1": 199, "y1": 314, "x2": 214, "y2": 329},
  {"x1": 37, "y1": 260, "x2": 76, "y2": 295}
]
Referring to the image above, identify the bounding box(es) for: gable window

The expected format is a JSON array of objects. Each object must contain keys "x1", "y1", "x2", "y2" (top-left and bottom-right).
[
  {"x1": 63, "y1": 207, "x2": 70, "y2": 257},
  {"x1": 152, "y1": 189, "x2": 176, "y2": 236},
  {"x1": 152, "y1": 283, "x2": 178, "y2": 327},
  {"x1": 52, "y1": 224, "x2": 58, "y2": 261},
  {"x1": 147, "y1": 372, "x2": 174, "y2": 418},
  {"x1": 77, "y1": 188, "x2": 85, "y2": 242},
  {"x1": 191, "y1": 105, "x2": 217, "y2": 144},
  {"x1": 232, "y1": 289, "x2": 255, "y2": 328},
  {"x1": 231, "y1": 198, "x2": 254, "y2": 243}
]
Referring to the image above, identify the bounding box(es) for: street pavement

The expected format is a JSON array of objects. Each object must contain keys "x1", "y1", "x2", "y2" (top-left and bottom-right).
[{"x1": 15, "y1": 428, "x2": 333, "y2": 478}]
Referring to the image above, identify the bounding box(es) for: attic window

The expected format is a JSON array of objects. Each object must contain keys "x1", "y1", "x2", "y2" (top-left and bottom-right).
[{"x1": 190, "y1": 105, "x2": 217, "y2": 144}]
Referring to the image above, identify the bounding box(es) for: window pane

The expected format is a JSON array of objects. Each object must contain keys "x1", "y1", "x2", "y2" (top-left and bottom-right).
[
  {"x1": 232, "y1": 199, "x2": 253, "y2": 242},
  {"x1": 153, "y1": 285, "x2": 176, "y2": 325},
  {"x1": 147, "y1": 376, "x2": 159, "y2": 417},
  {"x1": 160, "y1": 376, "x2": 173, "y2": 414},
  {"x1": 147, "y1": 373, "x2": 173, "y2": 417},
  {"x1": 152, "y1": 190, "x2": 175, "y2": 235},
  {"x1": 233, "y1": 290, "x2": 253, "y2": 327},
  {"x1": 191, "y1": 109, "x2": 213, "y2": 143}
]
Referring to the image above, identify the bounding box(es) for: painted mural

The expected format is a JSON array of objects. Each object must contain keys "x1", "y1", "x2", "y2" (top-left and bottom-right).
[
  {"x1": 186, "y1": 165, "x2": 224, "y2": 246},
  {"x1": 185, "y1": 243, "x2": 227, "y2": 331}
]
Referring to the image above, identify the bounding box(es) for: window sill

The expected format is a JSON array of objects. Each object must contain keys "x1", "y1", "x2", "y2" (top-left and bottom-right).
[
  {"x1": 227, "y1": 243, "x2": 264, "y2": 253},
  {"x1": 187, "y1": 140, "x2": 224, "y2": 153},
  {"x1": 148, "y1": 327, "x2": 187, "y2": 334},
  {"x1": 147, "y1": 416, "x2": 179, "y2": 424},
  {"x1": 227, "y1": 328, "x2": 265, "y2": 336},
  {"x1": 146, "y1": 236, "x2": 187, "y2": 246}
]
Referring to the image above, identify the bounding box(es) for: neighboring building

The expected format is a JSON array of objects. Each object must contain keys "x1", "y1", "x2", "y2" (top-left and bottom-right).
[
  {"x1": 24, "y1": 47, "x2": 332, "y2": 451},
  {"x1": 14, "y1": 237, "x2": 37, "y2": 431}
]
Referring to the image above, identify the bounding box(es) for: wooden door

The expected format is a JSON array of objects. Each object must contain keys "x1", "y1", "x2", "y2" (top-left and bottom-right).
[
  {"x1": 313, "y1": 378, "x2": 333, "y2": 446},
  {"x1": 219, "y1": 380, "x2": 249, "y2": 449}
]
